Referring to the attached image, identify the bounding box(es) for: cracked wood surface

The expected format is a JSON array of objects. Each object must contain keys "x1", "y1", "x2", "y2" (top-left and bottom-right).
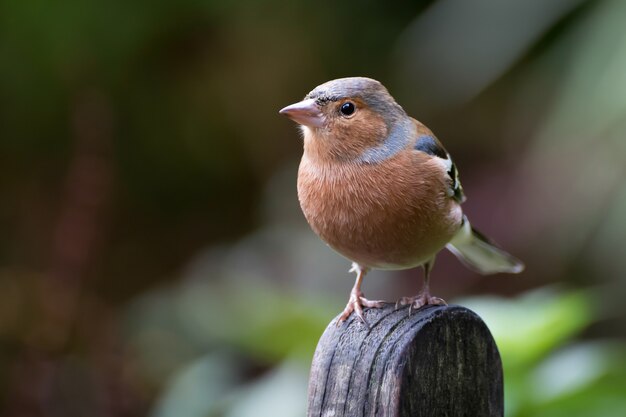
[{"x1": 307, "y1": 304, "x2": 503, "y2": 417}]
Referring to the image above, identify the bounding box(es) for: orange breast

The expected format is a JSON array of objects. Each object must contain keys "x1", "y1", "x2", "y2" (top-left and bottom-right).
[{"x1": 297, "y1": 151, "x2": 463, "y2": 269}]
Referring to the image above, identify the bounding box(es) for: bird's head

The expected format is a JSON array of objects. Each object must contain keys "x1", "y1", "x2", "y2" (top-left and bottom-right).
[{"x1": 279, "y1": 77, "x2": 409, "y2": 162}]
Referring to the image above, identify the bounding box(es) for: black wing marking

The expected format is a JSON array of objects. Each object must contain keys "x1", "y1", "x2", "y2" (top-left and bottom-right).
[
  {"x1": 448, "y1": 160, "x2": 465, "y2": 203},
  {"x1": 414, "y1": 133, "x2": 466, "y2": 203},
  {"x1": 414, "y1": 134, "x2": 448, "y2": 159}
]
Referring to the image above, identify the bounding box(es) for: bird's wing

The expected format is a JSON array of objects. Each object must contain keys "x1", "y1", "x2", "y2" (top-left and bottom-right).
[{"x1": 411, "y1": 119, "x2": 466, "y2": 203}]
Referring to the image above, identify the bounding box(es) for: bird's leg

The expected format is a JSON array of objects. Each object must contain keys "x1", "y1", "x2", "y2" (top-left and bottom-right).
[
  {"x1": 338, "y1": 262, "x2": 386, "y2": 325},
  {"x1": 396, "y1": 259, "x2": 447, "y2": 314}
]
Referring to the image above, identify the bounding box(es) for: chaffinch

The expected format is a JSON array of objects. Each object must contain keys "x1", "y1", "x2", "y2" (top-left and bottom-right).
[{"x1": 279, "y1": 77, "x2": 524, "y2": 325}]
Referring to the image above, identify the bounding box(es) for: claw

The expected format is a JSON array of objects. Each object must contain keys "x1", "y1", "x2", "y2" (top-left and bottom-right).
[
  {"x1": 359, "y1": 297, "x2": 385, "y2": 308},
  {"x1": 396, "y1": 293, "x2": 447, "y2": 316},
  {"x1": 337, "y1": 291, "x2": 385, "y2": 327},
  {"x1": 338, "y1": 263, "x2": 387, "y2": 326},
  {"x1": 395, "y1": 296, "x2": 414, "y2": 310}
]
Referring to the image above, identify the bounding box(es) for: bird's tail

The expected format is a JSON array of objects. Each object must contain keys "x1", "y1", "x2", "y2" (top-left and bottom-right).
[{"x1": 446, "y1": 217, "x2": 525, "y2": 275}]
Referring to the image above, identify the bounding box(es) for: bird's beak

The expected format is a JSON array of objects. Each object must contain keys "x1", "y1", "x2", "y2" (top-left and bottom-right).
[{"x1": 279, "y1": 98, "x2": 325, "y2": 128}]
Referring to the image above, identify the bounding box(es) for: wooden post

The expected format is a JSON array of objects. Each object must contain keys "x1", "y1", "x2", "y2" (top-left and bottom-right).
[{"x1": 307, "y1": 304, "x2": 503, "y2": 417}]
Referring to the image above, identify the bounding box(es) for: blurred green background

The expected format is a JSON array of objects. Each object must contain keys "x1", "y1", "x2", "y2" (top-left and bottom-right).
[{"x1": 1, "y1": 0, "x2": 626, "y2": 416}]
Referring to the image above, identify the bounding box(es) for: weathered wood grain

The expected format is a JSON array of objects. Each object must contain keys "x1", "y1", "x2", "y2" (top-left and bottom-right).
[{"x1": 307, "y1": 304, "x2": 503, "y2": 417}]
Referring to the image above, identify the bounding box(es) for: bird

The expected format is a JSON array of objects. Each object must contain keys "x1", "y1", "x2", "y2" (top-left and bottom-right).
[{"x1": 279, "y1": 77, "x2": 524, "y2": 325}]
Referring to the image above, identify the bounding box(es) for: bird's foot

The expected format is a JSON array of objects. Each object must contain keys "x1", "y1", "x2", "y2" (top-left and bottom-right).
[
  {"x1": 338, "y1": 289, "x2": 385, "y2": 327},
  {"x1": 395, "y1": 292, "x2": 447, "y2": 315}
]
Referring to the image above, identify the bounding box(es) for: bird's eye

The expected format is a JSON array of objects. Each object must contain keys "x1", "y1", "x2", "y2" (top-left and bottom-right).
[{"x1": 340, "y1": 101, "x2": 356, "y2": 117}]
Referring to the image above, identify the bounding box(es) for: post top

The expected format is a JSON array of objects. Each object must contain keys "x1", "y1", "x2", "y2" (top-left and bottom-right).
[{"x1": 308, "y1": 304, "x2": 503, "y2": 417}]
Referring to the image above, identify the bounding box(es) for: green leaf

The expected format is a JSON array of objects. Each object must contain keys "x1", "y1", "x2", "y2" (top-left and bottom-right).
[{"x1": 458, "y1": 288, "x2": 593, "y2": 370}]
